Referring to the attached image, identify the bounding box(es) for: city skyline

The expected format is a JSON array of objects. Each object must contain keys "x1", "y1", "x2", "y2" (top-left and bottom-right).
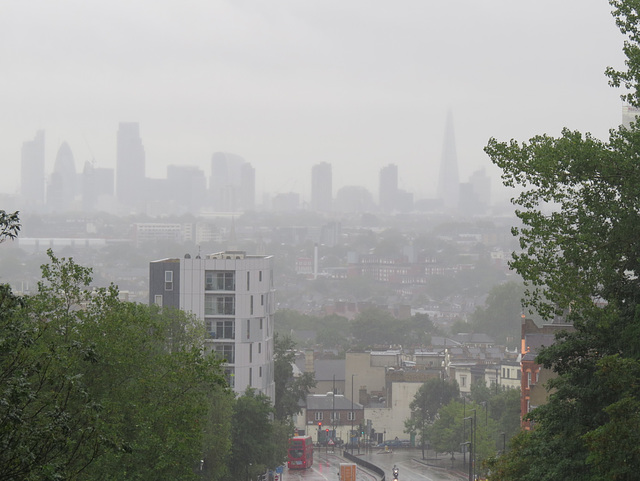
[
  {"x1": 0, "y1": 1, "x2": 626, "y2": 203},
  {"x1": 12, "y1": 124, "x2": 493, "y2": 214}
]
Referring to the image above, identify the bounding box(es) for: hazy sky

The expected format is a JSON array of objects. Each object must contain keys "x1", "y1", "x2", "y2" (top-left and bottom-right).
[{"x1": 0, "y1": 0, "x2": 627, "y2": 202}]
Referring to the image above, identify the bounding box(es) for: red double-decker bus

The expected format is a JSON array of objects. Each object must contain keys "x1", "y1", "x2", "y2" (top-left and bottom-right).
[{"x1": 287, "y1": 435, "x2": 313, "y2": 469}]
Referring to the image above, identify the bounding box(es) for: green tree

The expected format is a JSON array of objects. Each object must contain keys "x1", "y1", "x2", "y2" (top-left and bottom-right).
[
  {"x1": 0, "y1": 250, "x2": 231, "y2": 481},
  {"x1": 404, "y1": 378, "x2": 459, "y2": 459},
  {"x1": 469, "y1": 281, "x2": 526, "y2": 347},
  {"x1": 483, "y1": 2, "x2": 640, "y2": 479},
  {"x1": 229, "y1": 388, "x2": 285, "y2": 481},
  {"x1": 273, "y1": 333, "x2": 316, "y2": 421},
  {"x1": 350, "y1": 307, "x2": 396, "y2": 348},
  {"x1": 0, "y1": 252, "x2": 108, "y2": 480},
  {"x1": 0, "y1": 210, "x2": 20, "y2": 243},
  {"x1": 428, "y1": 400, "x2": 499, "y2": 476}
]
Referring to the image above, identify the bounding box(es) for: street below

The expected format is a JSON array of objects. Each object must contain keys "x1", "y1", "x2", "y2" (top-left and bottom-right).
[{"x1": 283, "y1": 447, "x2": 468, "y2": 481}]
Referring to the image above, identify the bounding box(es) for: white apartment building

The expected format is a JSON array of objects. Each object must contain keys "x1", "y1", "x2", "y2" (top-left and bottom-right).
[{"x1": 149, "y1": 251, "x2": 276, "y2": 402}]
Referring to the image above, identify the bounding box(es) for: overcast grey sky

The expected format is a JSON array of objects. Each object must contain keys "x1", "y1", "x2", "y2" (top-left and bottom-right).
[{"x1": 0, "y1": 0, "x2": 626, "y2": 202}]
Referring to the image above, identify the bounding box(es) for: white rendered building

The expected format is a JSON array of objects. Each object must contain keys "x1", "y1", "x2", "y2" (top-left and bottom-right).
[{"x1": 149, "y1": 251, "x2": 275, "y2": 402}]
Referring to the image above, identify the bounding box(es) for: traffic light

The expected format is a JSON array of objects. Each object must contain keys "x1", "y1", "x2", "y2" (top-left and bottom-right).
[
  {"x1": 318, "y1": 422, "x2": 322, "y2": 428},
  {"x1": 326, "y1": 429, "x2": 329, "y2": 434}
]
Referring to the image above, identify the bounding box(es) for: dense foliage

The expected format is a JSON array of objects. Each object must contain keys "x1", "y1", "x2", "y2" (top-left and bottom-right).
[
  {"x1": 273, "y1": 333, "x2": 316, "y2": 420},
  {"x1": 275, "y1": 307, "x2": 442, "y2": 352},
  {"x1": 0, "y1": 210, "x2": 20, "y2": 243},
  {"x1": 0, "y1": 250, "x2": 232, "y2": 480},
  {"x1": 229, "y1": 388, "x2": 289, "y2": 481},
  {"x1": 483, "y1": 1, "x2": 640, "y2": 479},
  {"x1": 404, "y1": 378, "x2": 460, "y2": 458}
]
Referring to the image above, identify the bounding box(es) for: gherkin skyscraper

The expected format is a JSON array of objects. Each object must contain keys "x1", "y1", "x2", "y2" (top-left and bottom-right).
[{"x1": 437, "y1": 110, "x2": 460, "y2": 212}]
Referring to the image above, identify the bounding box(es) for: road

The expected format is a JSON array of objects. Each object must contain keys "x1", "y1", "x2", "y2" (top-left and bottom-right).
[{"x1": 283, "y1": 447, "x2": 467, "y2": 481}]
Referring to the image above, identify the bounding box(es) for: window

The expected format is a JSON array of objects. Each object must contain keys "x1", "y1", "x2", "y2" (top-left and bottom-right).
[
  {"x1": 460, "y1": 375, "x2": 467, "y2": 388},
  {"x1": 348, "y1": 412, "x2": 355, "y2": 421},
  {"x1": 261, "y1": 294, "x2": 264, "y2": 306},
  {"x1": 260, "y1": 318, "x2": 263, "y2": 330},
  {"x1": 205, "y1": 319, "x2": 234, "y2": 339},
  {"x1": 205, "y1": 295, "x2": 235, "y2": 315},
  {"x1": 249, "y1": 367, "x2": 252, "y2": 386},
  {"x1": 535, "y1": 371, "x2": 539, "y2": 383},
  {"x1": 247, "y1": 271, "x2": 250, "y2": 290},
  {"x1": 315, "y1": 412, "x2": 323, "y2": 421},
  {"x1": 258, "y1": 343, "x2": 261, "y2": 353},
  {"x1": 331, "y1": 412, "x2": 340, "y2": 421},
  {"x1": 502, "y1": 368, "x2": 506, "y2": 378},
  {"x1": 224, "y1": 367, "x2": 235, "y2": 388},
  {"x1": 250, "y1": 296, "x2": 254, "y2": 315},
  {"x1": 259, "y1": 366, "x2": 262, "y2": 377},
  {"x1": 164, "y1": 270, "x2": 173, "y2": 291},
  {"x1": 527, "y1": 371, "x2": 532, "y2": 388},
  {"x1": 249, "y1": 344, "x2": 253, "y2": 363},
  {"x1": 246, "y1": 319, "x2": 250, "y2": 339},
  {"x1": 213, "y1": 343, "x2": 235, "y2": 363},
  {"x1": 205, "y1": 271, "x2": 235, "y2": 291},
  {"x1": 259, "y1": 271, "x2": 262, "y2": 282},
  {"x1": 154, "y1": 295, "x2": 163, "y2": 307}
]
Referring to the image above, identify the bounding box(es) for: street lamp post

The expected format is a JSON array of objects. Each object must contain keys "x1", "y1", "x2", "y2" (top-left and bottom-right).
[
  {"x1": 463, "y1": 416, "x2": 474, "y2": 481},
  {"x1": 351, "y1": 374, "x2": 356, "y2": 454}
]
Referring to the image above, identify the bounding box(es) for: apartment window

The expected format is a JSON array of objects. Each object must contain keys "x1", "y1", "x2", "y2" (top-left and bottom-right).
[
  {"x1": 502, "y1": 368, "x2": 506, "y2": 378},
  {"x1": 250, "y1": 296, "x2": 254, "y2": 315},
  {"x1": 258, "y1": 343, "x2": 261, "y2": 354},
  {"x1": 259, "y1": 271, "x2": 262, "y2": 282},
  {"x1": 246, "y1": 319, "x2": 250, "y2": 339},
  {"x1": 213, "y1": 344, "x2": 235, "y2": 364},
  {"x1": 460, "y1": 375, "x2": 467, "y2": 388},
  {"x1": 164, "y1": 270, "x2": 173, "y2": 291},
  {"x1": 205, "y1": 295, "x2": 235, "y2": 315},
  {"x1": 249, "y1": 367, "x2": 252, "y2": 387},
  {"x1": 331, "y1": 412, "x2": 340, "y2": 421},
  {"x1": 259, "y1": 366, "x2": 262, "y2": 377},
  {"x1": 205, "y1": 271, "x2": 235, "y2": 291},
  {"x1": 261, "y1": 294, "x2": 264, "y2": 306},
  {"x1": 535, "y1": 371, "x2": 539, "y2": 383},
  {"x1": 249, "y1": 344, "x2": 253, "y2": 363},
  {"x1": 224, "y1": 367, "x2": 235, "y2": 388},
  {"x1": 205, "y1": 319, "x2": 234, "y2": 339},
  {"x1": 315, "y1": 412, "x2": 323, "y2": 421},
  {"x1": 260, "y1": 318, "x2": 263, "y2": 330},
  {"x1": 154, "y1": 295, "x2": 163, "y2": 307},
  {"x1": 527, "y1": 371, "x2": 532, "y2": 388},
  {"x1": 348, "y1": 412, "x2": 355, "y2": 421},
  {"x1": 247, "y1": 271, "x2": 250, "y2": 290}
]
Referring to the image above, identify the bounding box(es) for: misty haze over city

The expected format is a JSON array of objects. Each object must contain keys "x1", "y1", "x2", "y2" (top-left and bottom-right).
[{"x1": 0, "y1": 0, "x2": 626, "y2": 206}]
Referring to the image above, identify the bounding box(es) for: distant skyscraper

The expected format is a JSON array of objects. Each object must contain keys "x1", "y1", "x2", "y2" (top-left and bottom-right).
[
  {"x1": 311, "y1": 162, "x2": 332, "y2": 212},
  {"x1": 209, "y1": 152, "x2": 255, "y2": 212},
  {"x1": 47, "y1": 142, "x2": 77, "y2": 212},
  {"x1": 166, "y1": 165, "x2": 207, "y2": 212},
  {"x1": 82, "y1": 161, "x2": 114, "y2": 212},
  {"x1": 437, "y1": 111, "x2": 460, "y2": 212},
  {"x1": 379, "y1": 164, "x2": 398, "y2": 212},
  {"x1": 116, "y1": 122, "x2": 146, "y2": 209},
  {"x1": 20, "y1": 130, "x2": 45, "y2": 211},
  {"x1": 459, "y1": 168, "x2": 491, "y2": 216}
]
